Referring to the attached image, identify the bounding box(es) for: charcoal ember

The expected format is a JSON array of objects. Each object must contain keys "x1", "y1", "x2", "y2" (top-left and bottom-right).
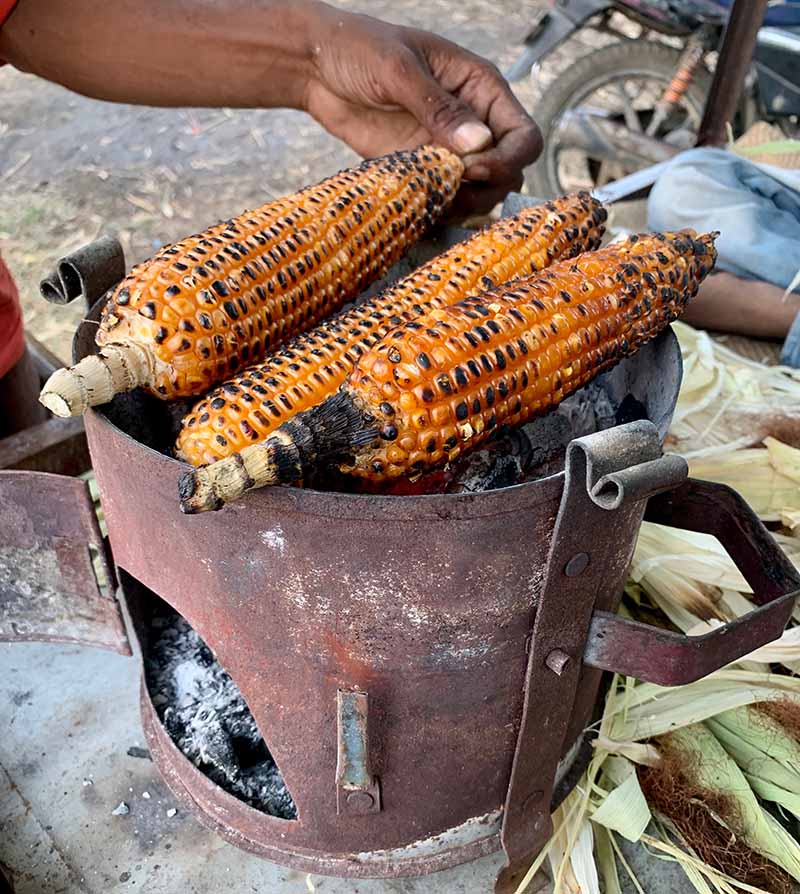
[
  {"x1": 556, "y1": 382, "x2": 616, "y2": 438},
  {"x1": 447, "y1": 395, "x2": 613, "y2": 493},
  {"x1": 447, "y1": 428, "x2": 533, "y2": 493},
  {"x1": 145, "y1": 608, "x2": 297, "y2": 819},
  {"x1": 615, "y1": 394, "x2": 648, "y2": 427},
  {"x1": 448, "y1": 451, "x2": 524, "y2": 493}
]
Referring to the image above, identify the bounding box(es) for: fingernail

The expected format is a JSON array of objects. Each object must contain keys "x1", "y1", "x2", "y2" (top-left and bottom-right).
[{"x1": 452, "y1": 122, "x2": 493, "y2": 155}]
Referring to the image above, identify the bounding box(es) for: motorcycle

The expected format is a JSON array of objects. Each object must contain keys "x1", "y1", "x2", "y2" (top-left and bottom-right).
[{"x1": 506, "y1": 0, "x2": 800, "y2": 197}]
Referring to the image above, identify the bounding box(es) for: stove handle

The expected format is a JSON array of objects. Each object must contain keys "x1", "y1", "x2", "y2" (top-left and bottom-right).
[
  {"x1": 582, "y1": 477, "x2": 800, "y2": 686},
  {"x1": 39, "y1": 235, "x2": 126, "y2": 309}
]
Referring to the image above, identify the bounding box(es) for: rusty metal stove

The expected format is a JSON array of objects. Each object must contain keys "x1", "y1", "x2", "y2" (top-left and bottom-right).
[{"x1": 3, "y1": 201, "x2": 799, "y2": 893}]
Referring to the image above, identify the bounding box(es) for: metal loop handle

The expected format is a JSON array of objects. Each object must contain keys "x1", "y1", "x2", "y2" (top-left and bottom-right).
[
  {"x1": 40, "y1": 235, "x2": 125, "y2": 309},
  {"x1": 583, "y1": 478, "x2": 800, "y2": 685}
]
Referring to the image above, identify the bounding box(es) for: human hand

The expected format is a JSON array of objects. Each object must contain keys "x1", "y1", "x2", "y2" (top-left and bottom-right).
[
  {"x1": 304, "y1": 5, "x2": 542, "y2": 215},
  {"x1": 0, "y1": 0, "x2": 539, "y2": 214}
]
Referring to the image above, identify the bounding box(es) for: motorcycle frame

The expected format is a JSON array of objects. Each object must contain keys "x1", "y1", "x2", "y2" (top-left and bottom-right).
[{"x1": 506, "y1": 0, "x2": 770, "y2": 203}]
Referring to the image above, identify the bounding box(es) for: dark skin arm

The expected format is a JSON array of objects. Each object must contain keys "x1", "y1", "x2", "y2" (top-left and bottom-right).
[
  {"x1": 0, "y1": 0, "x2": 541, "y2": 214},
  {"x1": 684, "y1": 272, "x2": 799, "y2": 340}
]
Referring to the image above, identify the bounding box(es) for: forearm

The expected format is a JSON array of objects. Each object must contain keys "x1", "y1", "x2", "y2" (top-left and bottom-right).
[
  {"x1": 0, "y1": 0, "x2": 329, "y2": 109},
  {"x1": 1, "y1": 0, "x2": 541, "y2": 214}
]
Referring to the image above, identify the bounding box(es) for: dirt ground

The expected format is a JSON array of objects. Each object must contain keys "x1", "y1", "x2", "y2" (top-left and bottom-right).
[{"x1": 0, "y1": 0, "x2": 600, "y2": 363}]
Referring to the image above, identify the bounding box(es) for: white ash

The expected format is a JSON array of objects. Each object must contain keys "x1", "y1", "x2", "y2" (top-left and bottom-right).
[
  {"x1": 144, "y1": 609, "x2": 297, "y2": 820},
  {"x1": 557, "y1": 382, "x2": 617, "y2": 439}
]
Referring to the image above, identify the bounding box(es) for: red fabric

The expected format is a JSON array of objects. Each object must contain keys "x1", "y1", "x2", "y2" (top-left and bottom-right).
[
  {"x1": 0, "y1": 0, "x2": 18, "y2": 28},
  {"x1": 0, "y1": 255, "x2": 25, "y2": 378},
  {"x1": 0, "y1": 0, "x2": 18, "y2": 64},
  {"x1": 1, "y1": 5, "x2": 29, "y2": 376}
]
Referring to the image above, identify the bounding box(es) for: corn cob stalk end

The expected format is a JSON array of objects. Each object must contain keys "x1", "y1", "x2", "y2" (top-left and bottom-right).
[
  {"x1": 39, "y1": 342, "x2": 154, "y2": 417},
  {"x1": 179, "y1": 391, "x2": 369, "y2": 512},
  {"x1": 179, "y1": 440, "x2": 284, "y2": 512}
]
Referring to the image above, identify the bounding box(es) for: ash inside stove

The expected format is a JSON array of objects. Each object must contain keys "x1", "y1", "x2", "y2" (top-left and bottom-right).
[{"x1": 144, "y1": 603, "x2": 296, "y2": 819}]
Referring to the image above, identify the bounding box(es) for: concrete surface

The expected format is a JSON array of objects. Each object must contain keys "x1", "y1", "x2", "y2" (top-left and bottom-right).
[
  {"x1": 0, "y1": 640, "x2": 553, "y2": 894},
  {"x1": 0, "y1": 638, "x2": 700, "y2": 894}
]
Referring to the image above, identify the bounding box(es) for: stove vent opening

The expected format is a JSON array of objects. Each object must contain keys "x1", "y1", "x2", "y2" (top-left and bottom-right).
[{"x1": 140, "y1": 590, "x2": 297, "y2": 820}]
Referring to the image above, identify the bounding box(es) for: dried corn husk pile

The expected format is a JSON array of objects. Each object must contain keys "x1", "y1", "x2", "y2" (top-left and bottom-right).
[
  {"x1": 522, "y1": 324, "x2": 800, "y2": 893},
  {"x1": 667, "y1": 321, "x2": 800, "y2": 459}
]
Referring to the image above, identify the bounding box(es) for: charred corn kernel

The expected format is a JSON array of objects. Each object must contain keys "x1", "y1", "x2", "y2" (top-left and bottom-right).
[
  {"x1": 39, "y1": 147, "x2": 463, "y2": 418},
  {"x1": 177, "y1": 192, "x2": 607, "y2": 464},
  {"x1": 179, "y1": 230, "x2": 717, "y2": 512}
]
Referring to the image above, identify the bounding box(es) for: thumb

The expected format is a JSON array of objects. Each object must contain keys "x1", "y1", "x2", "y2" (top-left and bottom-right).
[{"x1": 387, "y1": 50, "x2": 494, "y2": 155}]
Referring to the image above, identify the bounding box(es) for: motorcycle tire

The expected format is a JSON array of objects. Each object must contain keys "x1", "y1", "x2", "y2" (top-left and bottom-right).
[{"x1": 524, "y1": 41, "x2": 712, "y2": 198}]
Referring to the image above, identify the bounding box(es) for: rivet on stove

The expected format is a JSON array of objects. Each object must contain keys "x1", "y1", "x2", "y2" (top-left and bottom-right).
[
  {"x1": 545, "y1": 649, "x2": 571, "y2": 676},
  {"x1": 564, "y1": 552, "x2": 589, "y2": 577},
  {"x1": 346, "y1": 791, "x2": 376, "y2": 811}
]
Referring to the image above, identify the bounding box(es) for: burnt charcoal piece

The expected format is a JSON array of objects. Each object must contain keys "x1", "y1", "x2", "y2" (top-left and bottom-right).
[{"x1": 615, "y1": 394, "x2": 648, "y2": 428}]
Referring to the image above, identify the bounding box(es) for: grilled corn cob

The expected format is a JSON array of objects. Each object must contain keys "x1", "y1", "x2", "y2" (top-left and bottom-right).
[
  {"x1": 180, "y1": 230, "x2": 717, "y2": 513},
  {"x1": 39, "y1": 147, "x2": 463, "y2": 417},
  {"x1": 177, "y1": 193, "x2": 608, "y2": 465}
]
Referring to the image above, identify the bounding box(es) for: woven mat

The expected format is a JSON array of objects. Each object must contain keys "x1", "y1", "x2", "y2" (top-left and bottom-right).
[{"x1": 731, "y1": 122, "x2": 800, "y2": 170}]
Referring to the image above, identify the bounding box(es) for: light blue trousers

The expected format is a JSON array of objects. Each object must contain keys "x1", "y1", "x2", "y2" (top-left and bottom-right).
[{"x1": 647, "y1": 147, "x2": 800, "y2": 367}]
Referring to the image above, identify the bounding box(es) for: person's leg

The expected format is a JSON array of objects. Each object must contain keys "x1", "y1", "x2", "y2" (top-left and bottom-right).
[
  {"x1": 680, "y1": 271, "x2": 800, "y2": 338},
  {"x1": 648, "y1": 147, "x2": 800, "y2": 365}
]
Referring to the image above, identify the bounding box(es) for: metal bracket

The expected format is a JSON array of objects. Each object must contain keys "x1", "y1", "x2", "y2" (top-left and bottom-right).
[
  {"x1": 0, "y1": 416, "x2": 89, "y2": 477},
  {"x1": 39, "y1": 235, "x2": 126, "y2": 310},
  {"x1": 495, "y1": 421, "x2": 687, "y2": 893},
  {"x1": 584, "y1": 478, "x2": 800, "y2": 685},
  {"x1": 0, "y1": 470, "x2": 130, "y2": 654},
  {"x1": 336, "y1": 689, "x2": 381, "y2": 816}
]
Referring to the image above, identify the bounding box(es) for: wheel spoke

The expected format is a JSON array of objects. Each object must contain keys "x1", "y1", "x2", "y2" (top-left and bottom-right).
[
  {"x1": 536, "y1": 53, "x2": 708, "y2": 196},
  {"x1": 614, "y1": 81, "x2": 643, "y2": 133},
  {"x1": 595, "y1": 160, "x2": 615, "y2": 188}
]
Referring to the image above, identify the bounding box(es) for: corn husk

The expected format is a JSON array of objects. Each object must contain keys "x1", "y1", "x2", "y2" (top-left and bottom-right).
[
  {"x1": 667, "y1": 322, "x2": 800, "y2": 458},
  {"x1": 707, "y1": 703, "x2": 800, "y2": 819},
  {"x1": 608, "y1": 669, "x2": 800, "y2": 742},
  {"x1": 593, "y1": 737, "x2": 660, "y2": 767},
  {"x1": 593, "y1": 826, "x2": 622, "y2": 894},
  {"x1": 631, "y1": 523, "x2": 749, "y2": 627},
  {"x1": 591, "y1": 770, "x2": 651, "y2": 842},
  {"x1": 652, "y1": 723, "x2": 800, "y2": 883},
  {"x1": 519, "y1": 669, "x2": 800, "y2": 893},
  {"x1": 639, "y1": 828, "x2": 783, "y2": 894},
  {"x1": 688, "y1": 438, "x2": 800, "y2": 523}
]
